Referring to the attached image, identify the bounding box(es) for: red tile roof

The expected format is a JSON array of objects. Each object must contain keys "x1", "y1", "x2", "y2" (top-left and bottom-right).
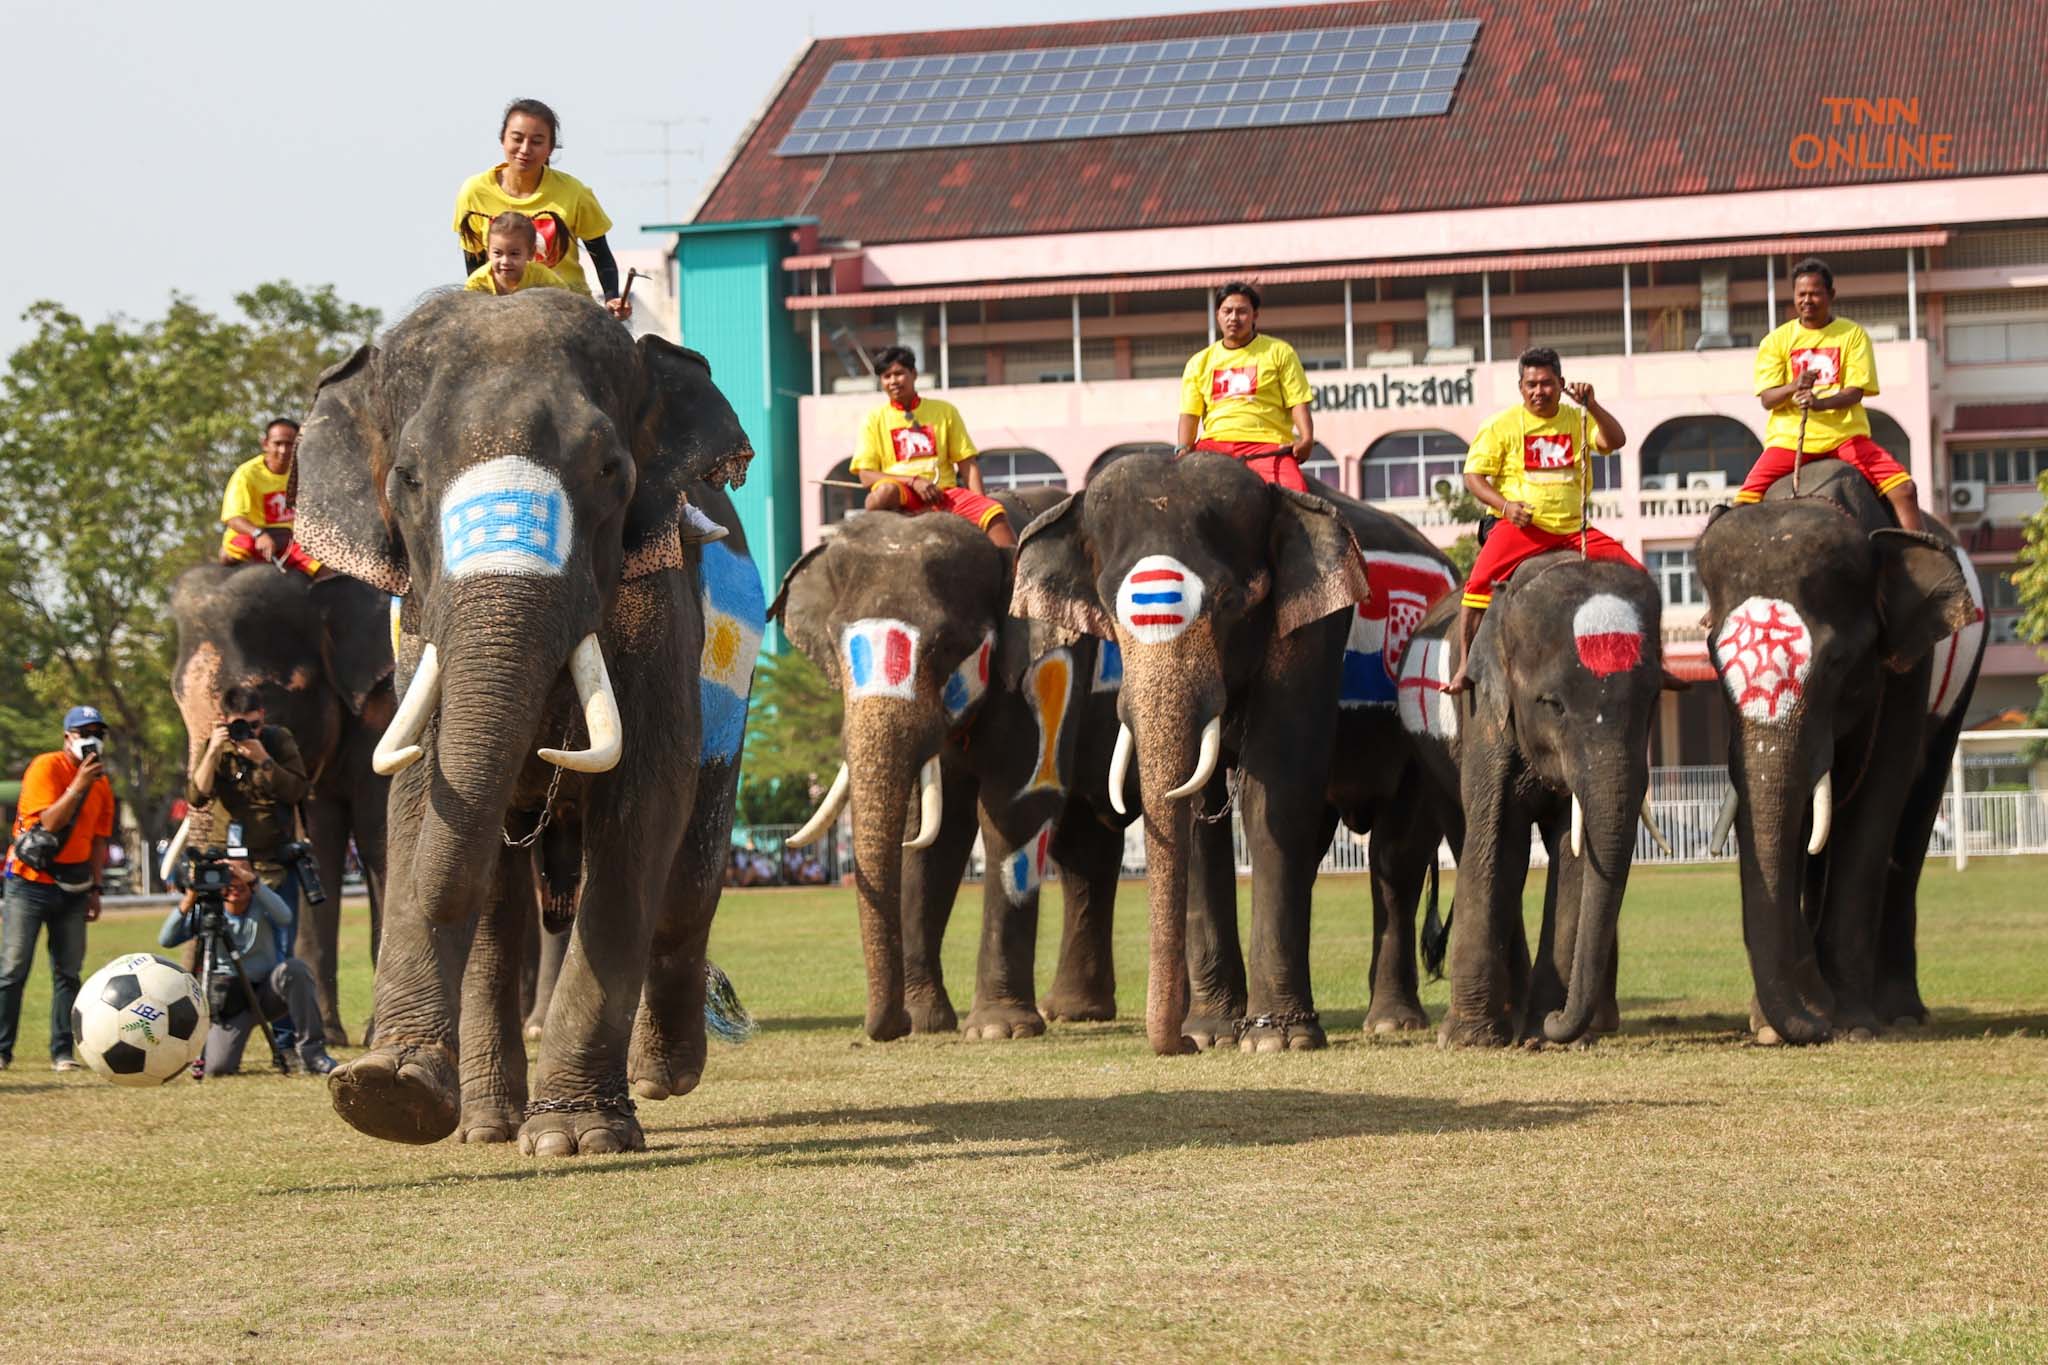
[{"x1": 693, "y1": 0, "x2": 2048, "y2": 247}]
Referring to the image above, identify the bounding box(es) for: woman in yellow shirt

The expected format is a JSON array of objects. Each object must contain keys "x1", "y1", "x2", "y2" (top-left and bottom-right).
[{"x1": 452, "y1": 99, "x2": 630, "y2": 320}]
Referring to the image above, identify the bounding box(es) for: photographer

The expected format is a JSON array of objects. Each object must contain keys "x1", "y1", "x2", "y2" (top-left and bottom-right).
[
  {"x1": 189, "y1": 685, "x2": 312, "y2": 957},
  {"x1": 0, "y1": 706, "x2": 115, "y2": 1072},
  {"x1": 159, "y1": 857, "x2": 337, "y2": 1075}
]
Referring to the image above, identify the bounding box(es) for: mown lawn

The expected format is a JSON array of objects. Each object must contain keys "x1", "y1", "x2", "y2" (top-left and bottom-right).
[{"x1": 3, "y1": 859, "x2": 2045, "y2": 1362}]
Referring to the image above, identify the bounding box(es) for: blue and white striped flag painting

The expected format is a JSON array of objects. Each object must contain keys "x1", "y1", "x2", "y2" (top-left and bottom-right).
[
  {"x1": 438, "y1": 457, "x2": 573, "y2": 579},
  {"x1": 698, "y1": 540, "x2": 766, "y2": 765}
]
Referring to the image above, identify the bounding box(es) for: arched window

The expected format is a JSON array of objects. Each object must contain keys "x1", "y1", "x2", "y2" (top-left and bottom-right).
[
  {"x1": 976, "y1": 448, "x2": 1066, "y2": 491},
  {"x1": 1867, "y1": 408, "x2": 1911, "y2": 468},
  {"x1": 1362, "y1": 429, "x2": 1465, "y2": 501},
  {"x1": 1088, "y1": 442, "x2": 1173, "y2": 484},
  {"x1": 1299, "y1": 441, "x2": 1344, "y2": 494},
  {"x1": 1639, "y1": 416, "x2": 1763, "y2": 488},
  {"x1": 820, "y1": 457, "x2": 864, "y2": 526}
]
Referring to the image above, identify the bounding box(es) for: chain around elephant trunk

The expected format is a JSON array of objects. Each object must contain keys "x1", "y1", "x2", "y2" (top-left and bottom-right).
[{"x1": 503, "y1": 731, "x2": 571, "y2": 850}]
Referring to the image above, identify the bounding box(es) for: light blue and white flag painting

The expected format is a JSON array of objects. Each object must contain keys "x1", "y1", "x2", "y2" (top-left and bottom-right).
[
  {"x1": 438, "y1": 457, "x2": 573, "y2": 578},
  {"x1": 698, "y1": 541, "x2": 766, "y2": 765}
]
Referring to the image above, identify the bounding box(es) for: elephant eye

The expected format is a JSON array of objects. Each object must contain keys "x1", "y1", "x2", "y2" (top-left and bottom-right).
[
  {"x1": 1535, "y1": 693, "x2": 1565, "y2": 714},
  {"x1": 394, "y1": 466, "x2": 421, "y2": 492},
  {"x1": 599, "y1": 458, "x2": 622, "y2": 479}
]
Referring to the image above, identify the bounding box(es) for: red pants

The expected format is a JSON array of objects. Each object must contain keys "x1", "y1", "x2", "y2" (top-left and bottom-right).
[
  {"x1": 223, "y1": 532, "x2": 320, "y2": 576},
  {"x1": 1193, "y1": 440, "x2": 1307, "y2": 492},
  {"x1": 888, "y1": 480, "x2": 1007, "y2": 531},
  {"x1": 1461, "y1": 520, "x2": 1640, "y2": 609},
  {"x1": 1736, "y1": 434, "x2": 1911, "y2": 503}
]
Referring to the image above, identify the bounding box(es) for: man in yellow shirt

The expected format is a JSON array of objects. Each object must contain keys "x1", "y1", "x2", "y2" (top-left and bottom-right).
[
  {"x1": 852, "y1": 347, "x2": 1013, "y2": 549},
  {"x1": 463, "y1": 211, "x2": 570, "y2": 296},
  {"x1": 1446, "y1": 347, "x2": 1641, "y2": 693},
  {"x1": 1176, "y1": 282, "x2": 1316, "y2": 489},
  {"x1": 220, "y1": 419, "x2": 321, "y2": 577},
  {"x1": 1737, "y1": 257, "x2": 1923, "y2": 530}
]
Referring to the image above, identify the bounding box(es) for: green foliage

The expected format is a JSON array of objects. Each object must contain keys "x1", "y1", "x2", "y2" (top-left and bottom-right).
[
  {"x1": 1432, "y1": 477, "x2": 1484, "y2": 577},
  {"x1": 0, "y1": 284, "x2": 378, "y2": 829},
  {"x1": 740, "y1": 649, "x2": 844, "y2": 818},
  {"x1": 1444, "y1": 533, "x2": 1479, "y2": 578},
  {"x1": 2016, "y1": 470, "x2": 2048, "y2": 760}
]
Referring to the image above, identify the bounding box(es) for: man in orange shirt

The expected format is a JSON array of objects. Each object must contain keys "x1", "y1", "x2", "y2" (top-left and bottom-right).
[{"x1": 0, "y1": 705, "x2": 116, "y2": 1071}]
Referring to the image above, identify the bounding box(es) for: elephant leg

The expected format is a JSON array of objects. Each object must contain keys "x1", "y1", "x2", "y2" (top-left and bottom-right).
[
  {"x1": 901, "y1": 767, "x2": 979, "y2": 1034},
  {"x1": 298, "y1": 796, "x2": 353, "y2": 1044},
  {"x1": 457, "y1": 838, "x2": 532, "y2": 1143},
  {"x1": 1237, "y1": 764, "x2": 1336, "y2": 1054},
  {"x1": 1363, "y1": 784, "x2": 1433, "y2": 1036},
  {"x1": 1875, "y1": 729, "x2": 1955, "y2": 1027},
  {"x1": 1040, "y1": 808, "x2": 1122, "y2": 1022},
  {"x1": 1816, "y1": 693, "x2": 1923, "y2": 1038},
  {"x1": 525, "y1": 923, "x2": 569, "y2": 1041},
  {"x1": 1441, "y1": 750, "x2": 1530, "y2": 1049},
  {"x1": 1182, "y1": 771, "x2": 1247, "y2": 1050},
  {"x1": 962, "y1": 801, "x2": 1052, "y2": 1041},
  {"x1": 1524, "y1": 814, "x2": 1574, "y2": 1042}
]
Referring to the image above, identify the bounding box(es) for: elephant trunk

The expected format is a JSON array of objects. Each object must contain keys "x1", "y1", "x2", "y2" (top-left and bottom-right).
[
  {"x1": 842, "y1": 697, "x2": 939, "y2": 1041},
  {"x1": 1732, "y1": 722, "x2": 1836, "y2": 1043},
  {"x1": 1543, "y1": 778, "x2": 1640, "y2": 1044}
]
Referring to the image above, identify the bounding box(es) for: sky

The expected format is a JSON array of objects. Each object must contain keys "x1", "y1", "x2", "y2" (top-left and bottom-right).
[{"x1": 4, "y1": 0, "x2": 1305, "y2": 354}]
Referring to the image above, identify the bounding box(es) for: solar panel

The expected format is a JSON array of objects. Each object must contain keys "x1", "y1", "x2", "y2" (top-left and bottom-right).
[{"x1": 776, "y1": 20, "x2": 1479, "y2": 156}]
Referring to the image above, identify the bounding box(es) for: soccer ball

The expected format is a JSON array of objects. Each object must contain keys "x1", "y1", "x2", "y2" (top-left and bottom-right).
[{"x1": 73, "y1": 954, "x2": 208, "y2": 1086}]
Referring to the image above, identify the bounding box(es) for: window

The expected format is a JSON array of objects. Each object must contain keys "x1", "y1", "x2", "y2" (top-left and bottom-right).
[
  {"x1": 820, "y1": 458, "x2": 865, "y2": 526},
  {"x1": 1362, "y1": 428, "x2": 1465, "y2": 501},
  {"x1": 1985, "y1": 567, "x2": 2022, "y2": 613},
  {"x1": 1647, "y1": 547, "x2": 1705, "y2": 608},
  {"x1": 1088, "y1": 442, "x2": 1174, "y2": 483},
  {"x1": 1299, "y1": 442, "x2": 1343, "y2": 493},
  {"x1": 1640, "y1": 415, "x2": 1763, "y2": 486},
  {"x1": 1866, "y1": 409, "x2": 1912, "y2": 469},
  {"x1": 976, "y1": 448, "x2": 1066, "y2": 491},
  {"x1": 1945, "y1": 321, "x2": 2048, "y2": 365},
  {"x1": 1950, "y1": 443, "x2": 2048, "y2": 489}
]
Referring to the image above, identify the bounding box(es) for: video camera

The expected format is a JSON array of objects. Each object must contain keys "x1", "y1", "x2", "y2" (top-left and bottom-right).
[
  {"x1": 276, "y1": 839, "x2": 327, "y2": 906},
  {"x1": 181, "y1": 844, "x2": 289, "y2": 1076}
]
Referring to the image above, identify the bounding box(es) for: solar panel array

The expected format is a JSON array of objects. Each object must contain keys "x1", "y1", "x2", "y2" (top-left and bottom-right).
[{"x1": 775, "y1": 20, "x2": 1481, "y2": 157}]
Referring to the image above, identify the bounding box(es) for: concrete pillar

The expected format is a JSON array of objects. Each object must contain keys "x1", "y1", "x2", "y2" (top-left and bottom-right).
[
  {"x1": 1700, "y1": 265, "x2": 1731, "y2": 343},
  {"x1": 1426, "y1": 282, "x2": 1456, "y2": 351},
  {"x1": 894, "y1": 307, "x2": 925, "y2": 373}
]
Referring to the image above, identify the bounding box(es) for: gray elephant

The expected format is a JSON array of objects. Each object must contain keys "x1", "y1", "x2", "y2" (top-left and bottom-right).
[
  {"x1": 1695, "y1": 458, "x2": 1981, "y2": 1043},
  {"x1": 771, "y1": 490, "x2": 1130, "y2": 1042},
  {"x1": 169, "y1": 565, "x2": 392, "y2": 1043},
  {"x1": 1395, "y1": 555, "x2": 1672, "y2": 1047},
  {"x1": 294, "y1": 288, "x2": 764, "y2": 1154}
]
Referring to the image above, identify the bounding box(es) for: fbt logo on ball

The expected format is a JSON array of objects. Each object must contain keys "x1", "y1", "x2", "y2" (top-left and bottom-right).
[{"x1": 1116, "y1": 555, "x2": 1204, "y2": 645}]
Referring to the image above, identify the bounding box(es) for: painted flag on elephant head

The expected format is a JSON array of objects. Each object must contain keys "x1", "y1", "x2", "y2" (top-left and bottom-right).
[
  {"x1": 1571, "y1": 593, "x2": 1644, "y2": 677},
  {"x1": 843, "y1": 618, "x2": 920, "y2": 700},
  {"x1": 1341, "y1": 551, "x2": 1457, "y2": 709}
]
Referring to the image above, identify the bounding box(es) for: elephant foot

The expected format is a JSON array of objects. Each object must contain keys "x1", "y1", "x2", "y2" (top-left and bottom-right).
[
  {"x1": 1237, "y1": 1009, "x2": 1325, "y2": 1054},
  {"x1": 458, "y1": 1099, "x2": 525, "y2": 1145},
  {"x1": 628, "y1": 996, "x2": 706, "y2": 1104},
  {"x1": 1039, "y1": 983, "x2": 1116, "y2": 1023},
  {"x1": 1874, "y1": 984, "x2": 1929, "y2": 1030},
  {"x1": 1364, "y1": 997, "x2": 1430, "y2": 1036},
  {"x1": 905, "y1": 990, "x2": 957, "y2": 1035},
  {"x1": 961, "y1": 1001, "x2": 1045, "y2": 1042},
  {"x1": 1438, "y1": 1010, "x2": 1514, "y2": 1049},
  {"x1": 1753, "y1": 1024, "x2": 1784, "y2": 1046},
  {"x1": 1591, "y1": 999, "x2": 1621, "y2": 1035},
  {"x1": 328, "y1": 1042, "x2": 461, "y2": 1145},
  {"x1": 523, "y1": 1022, "x2": 544, "y2": 1042},
  {"x1": 517, "y1": 1106, "x2": 646, "y2": 1157},
  {"x1": 1182, "y1": 1012, "x2": 1241, "y2": 1052},
  {"x1": 324, "y1": 1017, "x2": 351, "y2": 1049},
  {"x1": 865, "y1": 1005, "x2": 913, "y2": 1043}
]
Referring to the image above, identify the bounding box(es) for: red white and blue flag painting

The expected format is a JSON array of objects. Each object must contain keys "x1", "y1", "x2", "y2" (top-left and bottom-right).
[
  {"x1": 843, "y1": 618, "x2": 921, "y2": 700},
  {"x1": 1115, "y1": 555, "x2": 1205, "y2": 645},
  {"x1": 1341, "y1": 551, "x2": 1456, "y2": 709}
]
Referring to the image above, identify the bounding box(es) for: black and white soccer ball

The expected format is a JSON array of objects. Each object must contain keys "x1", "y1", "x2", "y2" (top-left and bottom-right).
[{"x1": 74, "y1": 953, "x2": 208, "y2": 1086}]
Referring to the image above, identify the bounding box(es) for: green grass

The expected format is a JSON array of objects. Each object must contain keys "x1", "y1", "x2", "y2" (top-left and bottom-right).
[{"x1": 4, "y1": 859, "x2": 2047, "y2": 1362}]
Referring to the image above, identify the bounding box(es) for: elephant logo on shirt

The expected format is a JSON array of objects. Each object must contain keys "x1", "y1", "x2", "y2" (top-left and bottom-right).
[
  {"x1": 1791, "y1": 346, "x2": 1841, "y2": 388},
  {"x1": 890, "y1": 426, "x2": 937, "y2": 461},
  {"x1": 262, "y1": 492, "x2": 293, "y2": 525},
  {"x1": 1523, "y1": 433, "x2": 1574, "y2": 470},
  {"x1": 1210, "y1": 365, "x2": 1257, "y2": 399}
]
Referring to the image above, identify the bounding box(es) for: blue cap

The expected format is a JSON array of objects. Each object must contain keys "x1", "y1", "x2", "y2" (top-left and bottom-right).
[{"x1": 63, "y1": 705, "x2": 105, "y2": 731}]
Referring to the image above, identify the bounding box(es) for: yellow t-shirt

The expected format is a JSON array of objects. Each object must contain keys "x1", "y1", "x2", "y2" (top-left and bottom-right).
[
  {"x1": 1753, "y1": 316, "x2": 1877, "y2": 455},
  {"x1": 218, "y1": 454, "x2": 293, "y2": 557},
  {"x1": 1464, "y1": 404, "x2": 1616, "y2": 537},
  {"x1": 850, "y1": 397, "x2": 977, "y2": 488},
  {"x1": 464, "y1": 260, "x2": 568, "y2": 295},
  {"x1": 451, "y1": 165, "x2": 612, "y2": 297},
  {"x1": 1178, "y1": 334, "x2": 1314, "y2": 446}
]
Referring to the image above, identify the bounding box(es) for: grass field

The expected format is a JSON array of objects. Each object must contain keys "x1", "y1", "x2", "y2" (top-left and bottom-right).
[{"x1": 3, "y1": 860, "x2": 2046, "y2": 1362}]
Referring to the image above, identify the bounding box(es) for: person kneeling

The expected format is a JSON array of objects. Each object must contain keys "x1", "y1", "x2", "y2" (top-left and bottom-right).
[
  {"x1": 852, "y1": 347, "x2": 1014, "y2": 549},
  {"x1": 158, "y1": 860, "x2": 336, "y2": 1076}
]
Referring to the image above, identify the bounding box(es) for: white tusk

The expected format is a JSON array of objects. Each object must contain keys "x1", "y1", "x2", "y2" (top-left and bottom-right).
[
  {"x1": 1807, "y1": 771, "x2": 1832, "y2": 856},
  {"x1": 786, "y1": 763, "x2": 849, "y2": 848},
  {"x1": 1711, "y1": 788, "x2": 1739, "y2": 856},
  {"x1": 1570, "y1": 794, "x2": 1585, "y2": 858},
  {"x1": 903, "y1": 757, "x2": 943, "y2": 850},
  {"x1": 1164, "y1": 715, "x2": 1222, "y2": 802},
  {"x1": 373, "y1": 642, "x2": 441, "y2": 775},
  {"x1": 159, "y1": 816, "x2": 191, "y2": 885},
  {"x1": 1640, "y1": 797, "x2": 1673, "y2": 857},
  {"x1": 539, "y1": 634, "x2": 623, "y2": 773},
  {"x1": 1108, "y1": 724, "x2": 1134, "y2": 817}
]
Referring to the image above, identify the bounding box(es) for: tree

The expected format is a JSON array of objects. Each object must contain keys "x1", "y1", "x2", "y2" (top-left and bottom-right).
[
  {"x1": 1433, "y1": 477, "x2": 1484, "y2": 577},
  {"x1": 2014, "y1": 470, "x2": 2048, "y2": 756},
  {"x1": 738, "y1": 649, "x2": 844, "y2": 825},
  {"x1": 0, "y1": 284, "x2": 378, "y2": 846}
]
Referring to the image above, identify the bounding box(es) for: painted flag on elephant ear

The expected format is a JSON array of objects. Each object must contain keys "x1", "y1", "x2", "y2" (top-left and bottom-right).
[
  {"x1": 698, "y1": 541, "x2": 766, "y2": 764},
  {"x1": 1341, "y1": 551, "x2": 1457, "y2": 709}
]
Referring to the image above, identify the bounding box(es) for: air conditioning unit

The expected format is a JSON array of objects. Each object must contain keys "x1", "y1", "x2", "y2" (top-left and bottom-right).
[
  {"x1": 1686, "y1": 471, "x2": 1729, "y2": 491},
  {"x1": 1365, "y1": 349, "x2": 1415, "y2": 368},
  {"x1": 1865, "y1": 323, "x2": 1902, "y2": 342},
  {"x1": 1950, "y1": 480, "x2": 1987, "y2": 515},
  {"x1": 1640, "y1": 473, "x2": 1679, "y2": 491}
]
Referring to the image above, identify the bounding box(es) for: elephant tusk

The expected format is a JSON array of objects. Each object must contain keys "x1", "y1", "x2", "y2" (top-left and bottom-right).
[
  {"x1": 539, "y1": 634, "x2": 624, "y2": 773},
  {"x1": 1108, "y1": 723, "x2": 1135, "y2": 817},
  {"x1": 1164, "y1": 715, "x2": 1222, "y2": 802},
  {"x1": 786, "y1": 763, "x2": 849, "y2": 848},
  {"x1": 1569, "y1": 794, "x2": 1585, "y2": 859},
  {"x1": 1711, "y1": 788, "x2": 1739, "y2": 856},
  {"x1": 159, "y1": 816, "x2": 190, "y2": 885},
  {"x1": 1640, "y1": 797, "x2": 1674, "y2": 857},
  {"x1": 903, "y1": 757, "x2": 943, "y2": 850},
  {"x1": 373, "y1": 642, "x2": 441, "y2": 775},
  {"x1": 1808, "y1": 771, "x2": 1832, "y2": 857},
  {"x1": 788, "y1": 763, "x2": 850, "y2": 848}
]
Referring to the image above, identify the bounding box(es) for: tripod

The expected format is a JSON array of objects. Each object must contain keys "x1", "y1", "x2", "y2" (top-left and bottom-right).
[{"x1": 192, "y1": 901, "x2": 292, "y2": 1078}]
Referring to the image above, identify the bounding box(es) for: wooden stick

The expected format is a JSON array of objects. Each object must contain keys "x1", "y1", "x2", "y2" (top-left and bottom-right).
[
  {"x1": 814, "y1": 478, "x2": 870, "y2": 490},
  {"x1": 1578, "y1": 402, "x2": 1591, "y2": 559},
  {"x1": 1791, "y1": 405, "x2": 1809, "y2": 496}
]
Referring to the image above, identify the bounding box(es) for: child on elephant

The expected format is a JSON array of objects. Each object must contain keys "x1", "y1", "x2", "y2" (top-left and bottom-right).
[
  {"x1": 851, "y1": 347, "x2": 1015, "y2": 550},
  {"x1": 463, "y1": 211, "x2": 569, "y2": 296}
]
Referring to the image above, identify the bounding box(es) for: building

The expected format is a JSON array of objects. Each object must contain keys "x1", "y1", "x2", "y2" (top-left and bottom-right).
[{"x1": 650, "y1": 0, "x2": 2048, "y2": 751}]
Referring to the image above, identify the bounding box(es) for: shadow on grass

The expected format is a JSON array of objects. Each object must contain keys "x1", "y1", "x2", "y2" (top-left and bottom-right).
[{"x1": 274, "y1": 1087, "x2": 1697, "y2": 1194}]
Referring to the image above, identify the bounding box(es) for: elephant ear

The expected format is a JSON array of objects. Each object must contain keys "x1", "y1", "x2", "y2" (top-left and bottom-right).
[
  {"x1": 1269, "y1": 485, "x2": 1372, "y2": 636},
  {"x1": 1465, "y1": 610, "x2": 1515, "y2": 735},
  {"x1": 295, "y1": 346, "x2": 408, "y2": 594},
  {"x1": 766, "y1": 541, "x2": 842, "y2": 684},
  {"x1": 1872, "y1": 528, "x2": 1976, "y2": 672},
  {"x1": 624, "y1": 337, "x2": 756, "y2": 581},
  {"x1": 1011, "y1": 492, "x2": 1113, "y2": 644},
  {"x1": 313, "y1": 580, "x2": 396, "y2": 717}
]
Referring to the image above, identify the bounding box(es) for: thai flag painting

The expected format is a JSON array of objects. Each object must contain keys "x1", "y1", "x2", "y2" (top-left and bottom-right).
[
  {"x1": 1000, "y1": 820, "x2": 1055, "y2": 904},
  {"x1": 942, "y1": 630, "x2": 994, "y2": 722},
  {"x1": 843, "y1": 618, "x2": 921, "y2": 700},
  {"x1": 697, "y1": 541, "x2": 766, "y2": 765},
  {"x1": 1115, "y1": 555, "x2": 1205, "y2": 645},
  {"x1": 1341, "y1": 552, "x2": 1457, "y2": 709}
]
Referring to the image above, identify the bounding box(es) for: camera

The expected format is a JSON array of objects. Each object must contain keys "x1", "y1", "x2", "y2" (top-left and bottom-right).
[
  {"x1": 76, "y1": 736, "x2": 101, "y2": 760},
  {"x1": 226, "y1": 719, "x2": 257, "y2": 743},
  {"x1": 278, "y1": 839, "x2": 327, "y2": 906}
]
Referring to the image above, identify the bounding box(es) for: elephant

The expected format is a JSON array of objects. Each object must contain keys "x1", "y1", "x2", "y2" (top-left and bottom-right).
[
  {"x1": 1393, "y1": 555, "x2": 1672, "y2": 1047},
  {"x1": 771, "y1": 488, "x2": 1132, "y2": 1042},
  {"x1": 169, "y1": 564, "x2": 393, "y2": 1043},
  {"x1": 1014, "y1": 449, "x2": 1463, "y2": 1056},
  {"x1": 1695, "y1": 457, "x2": 1982, "y2": 1044},
  {"x1": 293, "y1": 287, "x2": 765, "y2": 1154}
]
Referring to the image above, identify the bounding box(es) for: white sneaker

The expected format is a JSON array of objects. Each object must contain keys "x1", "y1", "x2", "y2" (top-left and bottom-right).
[{"x1": 681, "y1": 501, "x2": 729, "y2": 544}]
